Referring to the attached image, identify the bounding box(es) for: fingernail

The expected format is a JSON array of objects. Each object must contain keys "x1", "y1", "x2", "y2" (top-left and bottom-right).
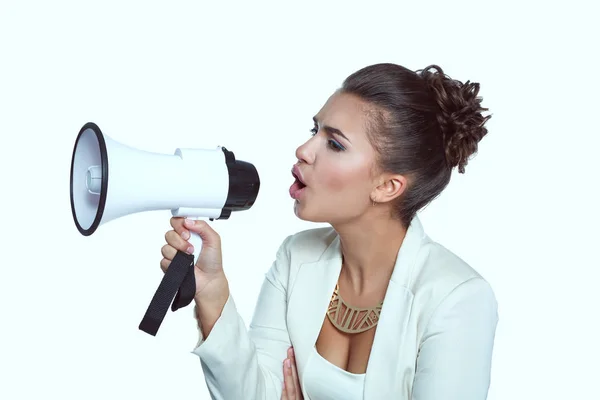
[
  {"x1": 185, "y1": 218, "x2": 194, "y2": 226},
  {"x1": 186, "y1": 246, "x2": 194, "y2": 254},
  {"x1": 285, "y1": 359, "x2": 291, "y2": 368},
  {"x1": 181, "y1": 230, "x2": 190, "y2": 240}
]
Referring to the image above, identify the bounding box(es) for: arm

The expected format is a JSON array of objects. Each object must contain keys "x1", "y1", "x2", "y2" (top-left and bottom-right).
[
  {"x1": 191, "y1": 236, "x2": 293, "y2": 400},
  {"x1": 412, "y1": 277, "x2": 499, "y2": 400}
]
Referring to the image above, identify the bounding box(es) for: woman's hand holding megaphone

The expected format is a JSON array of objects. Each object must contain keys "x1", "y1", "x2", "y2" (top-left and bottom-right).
[{"x1": 160, "y1": 217, "x2": 230, "y2": 337}]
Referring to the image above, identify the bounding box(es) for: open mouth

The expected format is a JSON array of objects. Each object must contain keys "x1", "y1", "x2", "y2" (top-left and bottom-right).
[
  {"x1": 290, "y1": 167, "x2": 307, "y2": 199},
  {"x1": 291, "y1": 169, "x2": 307, "y2": 188}
]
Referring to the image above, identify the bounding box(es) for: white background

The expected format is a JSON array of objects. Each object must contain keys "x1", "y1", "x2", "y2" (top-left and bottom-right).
[{"x1": 1, "y1": 0, "x2": 599, "y2": 399}]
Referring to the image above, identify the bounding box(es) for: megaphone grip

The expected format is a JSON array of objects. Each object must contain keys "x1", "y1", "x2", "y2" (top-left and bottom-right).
[
  {"x1": 139, "y1": 251, "x2": 196, "y2": 336},
  {"x1": 187, "y1": 228, "x2": 204, "y2": 265}
]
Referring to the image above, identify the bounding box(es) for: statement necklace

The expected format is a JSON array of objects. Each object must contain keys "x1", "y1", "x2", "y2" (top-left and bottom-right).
[{"x1": 326, "y1": 283, "x2": 383, "y2": 334}]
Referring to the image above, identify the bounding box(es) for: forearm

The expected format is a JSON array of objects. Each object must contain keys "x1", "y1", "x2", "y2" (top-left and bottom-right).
[
  {"x1": 191, "y1": 235, "x2": 294, "y2": 400},
  {"x1": 194, "y1": 277, "x2": 230, "y2": 338},
  {"x1": 192, "y1": 284, "x2": 289, "y2": 400}
]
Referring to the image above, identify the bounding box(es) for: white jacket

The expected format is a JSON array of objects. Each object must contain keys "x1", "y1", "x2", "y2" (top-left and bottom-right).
[{"x1": 191, "y1": 216, "x2": 499, "y2": 399}]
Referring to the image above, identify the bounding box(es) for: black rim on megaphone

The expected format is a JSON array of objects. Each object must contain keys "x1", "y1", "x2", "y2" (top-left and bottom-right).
[{"x1": 70, "y1": 122, "x2": 109, "y2": 237}]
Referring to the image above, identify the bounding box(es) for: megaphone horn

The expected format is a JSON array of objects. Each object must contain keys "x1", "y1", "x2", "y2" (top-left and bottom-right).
[{"x1": 70, "y1": 122, "x2": 260, "y2": 336}]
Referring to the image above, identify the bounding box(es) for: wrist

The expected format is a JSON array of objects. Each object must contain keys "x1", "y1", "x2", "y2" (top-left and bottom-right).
[
  {"x1": 194, "y1": 276, "x2": 229, "y2": 306},
  {"x1": 193, "y1": 278, "x2": 229, "y2": 338}
]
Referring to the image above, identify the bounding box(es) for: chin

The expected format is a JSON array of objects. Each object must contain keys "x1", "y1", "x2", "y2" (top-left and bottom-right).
[
  {"x1": 293, "y1": 201, "x2": 333, "y2": 223},
  {"x1": 293, "y1": 201, "x2": 311, "y2": 220}
]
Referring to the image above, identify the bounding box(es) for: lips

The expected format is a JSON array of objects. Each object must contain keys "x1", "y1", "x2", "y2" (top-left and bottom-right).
[
  {"x1": 292, "y1": 165, "x2": 306, "y2": 186},
  {"x1": 289, "y1": 165, "x2": 307, "y2": 199}
]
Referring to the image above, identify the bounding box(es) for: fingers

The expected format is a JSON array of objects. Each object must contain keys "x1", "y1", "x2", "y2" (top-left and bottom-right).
[
  {"x1": 161, "y1": 218, "x2": 196, "y2": 273},
  {"x1": 170, "y1": 217, "x2": 190, "y2": 241},
  {"x1": 159, "y1": 243, "x2": 181, "y2": 273},
  {"x1": 282, "y1": 346, "x2": 302, "y2": 399},
  {"x1": 163, "y1": 217, "x2": 221, "y2": 274},
  {"x1": 165, "y1": 230, "x2": 194, "y2": 254},
  {"x1": 283, "y1": 358, "x2": 296, "y2": 399},
  {"x1": 289, "y1": 347, "x2": 301, "y2": 398},
  {"x1": 159, "y1": 257, "x2": 170, "y2": 272},
  {"x1": 183, "y1": 218, "x2": 221, "y2": 248},
  {"x1": 170, "y1": 217, "x2": 221, "y2": 248},
  {"x1": 161, "y1": 244, "x2": 176, "y2": 260}
]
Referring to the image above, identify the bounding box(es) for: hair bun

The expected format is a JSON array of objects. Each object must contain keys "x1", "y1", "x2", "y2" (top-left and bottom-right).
[{"x1": 419, "y1": 65, "x2": 491, "y2": 173}]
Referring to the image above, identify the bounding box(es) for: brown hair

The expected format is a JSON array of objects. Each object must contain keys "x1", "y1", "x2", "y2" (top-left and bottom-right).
[{"x1": 341, "y1": 63, "x2": 491, "y2": 227}]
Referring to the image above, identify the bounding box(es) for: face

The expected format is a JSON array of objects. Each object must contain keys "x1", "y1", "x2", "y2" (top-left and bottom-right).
[{"x1": 290, "y1": 91, "x2": 382, "y2": 224}]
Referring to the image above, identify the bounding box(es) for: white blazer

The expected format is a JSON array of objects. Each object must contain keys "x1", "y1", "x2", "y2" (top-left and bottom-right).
[{"x1": 191, "y1": 216, "x2": 499, "y2": 399}]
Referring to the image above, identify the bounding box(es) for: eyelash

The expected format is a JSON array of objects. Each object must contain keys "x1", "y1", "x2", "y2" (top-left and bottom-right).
[{"x1": 310, "y1": 127, "x2": 345, "y2": 152}]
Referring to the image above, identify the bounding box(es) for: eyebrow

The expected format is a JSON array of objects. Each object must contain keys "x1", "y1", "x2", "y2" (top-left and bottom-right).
[{"x1": 313, "y1": 116, "x2": 351, "y2": 142}]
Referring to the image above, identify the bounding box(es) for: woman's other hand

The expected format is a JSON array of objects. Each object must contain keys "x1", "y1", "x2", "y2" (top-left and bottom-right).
[{"x1": 281, "y1": 346, "x2": 303, "y2": 399}]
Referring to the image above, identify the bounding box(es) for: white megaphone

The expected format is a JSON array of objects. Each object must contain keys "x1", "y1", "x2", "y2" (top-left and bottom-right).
[{"x1": 70, "y1": 122, "x2": 260, "y2": 336}]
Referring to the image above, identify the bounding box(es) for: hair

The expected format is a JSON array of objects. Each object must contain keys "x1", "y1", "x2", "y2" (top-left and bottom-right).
[{"x1": 340, "y1": 63, "x2": 491, "y2": 227}]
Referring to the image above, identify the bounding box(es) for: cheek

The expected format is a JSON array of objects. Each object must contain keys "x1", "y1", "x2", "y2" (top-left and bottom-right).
[
  {"x1": 322, "y1": 170, "x2": 346, "y2": 192},
  {"x1": 321, "y1": 163, "x2": 371, "y2": 194}
]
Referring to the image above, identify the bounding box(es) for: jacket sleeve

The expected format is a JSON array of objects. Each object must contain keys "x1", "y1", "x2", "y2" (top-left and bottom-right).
[
  {"x1": 190, "y1": 235, "x2": 293, "y2": 400},
  {"x1": 412, "y1": 277, "x2": 499, "y2": 400}
]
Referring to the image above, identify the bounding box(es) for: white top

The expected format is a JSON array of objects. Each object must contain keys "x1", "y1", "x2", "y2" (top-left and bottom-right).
[{"x1": 303, "y1": 347, "x2": 365, "y2": 400}]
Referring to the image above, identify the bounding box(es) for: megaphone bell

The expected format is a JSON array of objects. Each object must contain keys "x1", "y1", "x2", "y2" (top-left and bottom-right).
[{"x1": 70, "y1": 122, "x2": 260, "y2": 336}]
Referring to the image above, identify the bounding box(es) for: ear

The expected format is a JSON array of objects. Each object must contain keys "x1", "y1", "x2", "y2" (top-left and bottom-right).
[{"x1": 371, "y1": 173, "x2": 408, "y2": 204}]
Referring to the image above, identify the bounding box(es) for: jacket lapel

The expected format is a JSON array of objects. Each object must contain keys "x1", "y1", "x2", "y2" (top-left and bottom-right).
[
  {"x1": 363, "y1": 216, "x2": 426, "y2": 399},
  {"x1": 286, "y1": 235, "x2": 343, "y2": 394}
]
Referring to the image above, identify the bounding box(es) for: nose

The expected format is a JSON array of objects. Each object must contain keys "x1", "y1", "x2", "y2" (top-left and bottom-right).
[{"x1": 295, "y1": 138, "x2": 315, "y2": 165}]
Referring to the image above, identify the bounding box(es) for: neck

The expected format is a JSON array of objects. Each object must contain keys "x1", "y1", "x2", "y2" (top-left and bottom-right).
[{"x1": 332, "y1": 214, "x2": 407, "y2": 296}]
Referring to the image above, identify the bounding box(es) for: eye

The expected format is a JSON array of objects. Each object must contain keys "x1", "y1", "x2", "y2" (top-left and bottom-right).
[
  {"x1": 310, "y1": 125, "x2": 345, "y2": 151},
  {"x1": 327, "y1": 139, "x2": 345, "y2": 152}
]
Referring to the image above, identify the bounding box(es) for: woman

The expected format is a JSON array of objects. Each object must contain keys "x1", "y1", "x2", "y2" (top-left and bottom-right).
[{"x1": 160, "y1": 63, "x2": 498, "y2": 399}]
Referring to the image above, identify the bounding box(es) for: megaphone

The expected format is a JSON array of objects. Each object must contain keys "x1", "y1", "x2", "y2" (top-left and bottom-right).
[{"x1": 70, "y1": 122, "x2": 260, "y2": 336}]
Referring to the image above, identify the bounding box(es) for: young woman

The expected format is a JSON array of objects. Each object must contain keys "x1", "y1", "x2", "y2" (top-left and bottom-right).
[{"x1": 160, "y1": 63, "x2": 498, "y2": 400}]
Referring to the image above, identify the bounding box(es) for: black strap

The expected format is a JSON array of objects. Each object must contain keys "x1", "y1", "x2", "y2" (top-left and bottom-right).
[{"x1": 139, "y1": 251, "x2": 196, "y2": 336}]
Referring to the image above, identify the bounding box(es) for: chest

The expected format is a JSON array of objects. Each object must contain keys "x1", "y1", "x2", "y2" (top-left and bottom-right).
[
  {"x1": 315, "y1": 315, "x2": 377, "y2": 374},
  {"x1": 285, "y1": 260, "x2": 424, "y2": 398}
]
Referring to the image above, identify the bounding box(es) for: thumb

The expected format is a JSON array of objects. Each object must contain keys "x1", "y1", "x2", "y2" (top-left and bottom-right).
[{"x1": 183, "y1": 218, "x2": 220, "y2": 248}]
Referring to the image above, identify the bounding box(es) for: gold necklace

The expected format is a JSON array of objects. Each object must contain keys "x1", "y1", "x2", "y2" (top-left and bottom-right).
[{"x1": 326, "y1": 283, "x2": 383, "y2": 334}]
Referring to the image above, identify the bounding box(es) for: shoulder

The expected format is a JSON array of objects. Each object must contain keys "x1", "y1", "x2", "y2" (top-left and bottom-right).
[
  {"x1": 412, "y1": 237, "x2": 487, "y2": 290},
  {"x1": 278, "y1": 225, "x2": 338, "y2": 259},
  {"x1": 264, "y1": 226, "x2": 336, "y2": 287},
  {"x1": 267, "y1": 225, "x2": 337, "y2": 271},
  {"x1": 410, "y1": 235, "x2": 498, "y2": 328}
]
